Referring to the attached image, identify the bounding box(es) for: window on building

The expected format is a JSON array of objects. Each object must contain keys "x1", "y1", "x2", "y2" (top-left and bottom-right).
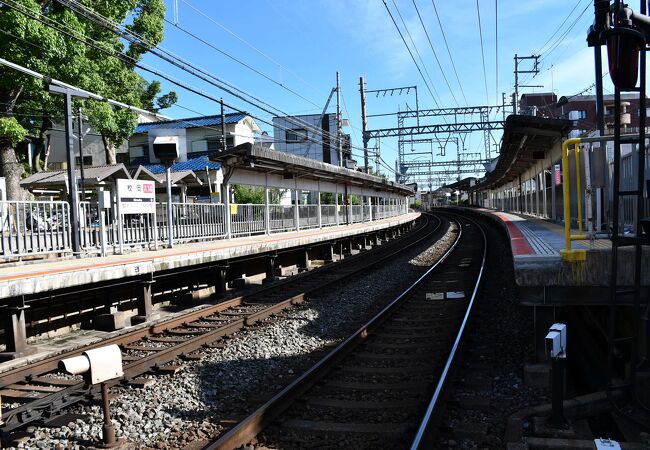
[
  {"x1": 636, "y1": 107, "x2": 650, "y2": 116},
  {"x1": 286, "y1": 128, "x2": 308, "y2": 143},
  {"x1": 568, "y1": 110, "x2": 587, "y2": 120},
  {"x1": 116, "y1": 153, "x2": 129, "y2": 164},
  {"x1": 568, "y1": 129, "x2": 587, "y2": 139},
  {"x1": 75, "y1": 156, "x2": 93, "y2": 166},
  {"x1": 206, "y1": 136, "x2": 234, "y2": 152}
]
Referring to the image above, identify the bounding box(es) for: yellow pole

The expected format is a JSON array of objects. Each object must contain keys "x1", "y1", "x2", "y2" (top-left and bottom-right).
[
  {"x1": 574, "y1": 143, "x2": 583, "y2": 235},
  {"x1": 561, "y1": 138, "x2": 581, "y2": 253}
]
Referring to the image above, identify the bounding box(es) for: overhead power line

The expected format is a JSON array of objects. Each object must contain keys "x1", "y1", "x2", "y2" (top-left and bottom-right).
[
  {"x1": 164, "y1": 18, "x2": 321, "y2": 109},
  {"x1": 390, "y1": 0, "x2": 443, "y2": 106},
  {"x1": 475, "y1": 0, "x2": 490, "y2": 104},
  {"x1": 179, "y1": 0, "x2": 314, "y2": 91},
  {"x1": 411, "y1": 0, "x2": 460, "y2": 107},
  {"x1": 430, "y1": 0, "x2": 468, "y2": 105},
  {"x1": 535, "y1": 0, "x2": 585, "y2": 55},
  {"x1": 55, "y1": 0, "x2": 348, "y2": 152},
  {"x1": 1, "y1": 0, "x2": 360, "y2": 156},
  {"x1": 381, "y1": 0, "x2": 441, "y2": 108}
]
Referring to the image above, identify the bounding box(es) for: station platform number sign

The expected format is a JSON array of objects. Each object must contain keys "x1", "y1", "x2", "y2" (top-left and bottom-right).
[{"x1": 117, "y1": 179, "x2": 156, "y2": 214}]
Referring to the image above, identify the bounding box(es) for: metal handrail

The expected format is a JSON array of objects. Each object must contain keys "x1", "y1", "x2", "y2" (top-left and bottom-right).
[{"x1": 560, "y1": 138, "x2": 588, "y2": 262}]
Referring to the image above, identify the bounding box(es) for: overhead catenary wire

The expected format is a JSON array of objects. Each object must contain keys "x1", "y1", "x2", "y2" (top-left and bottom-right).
[
  {"x1": 430, "y1": 0, "x2": 468, "y2": 105},
  {"x1": 381, "y1": 0, "x2": 442, "y2": 108},
  {"x1": 411, "y1": 0, "x2": 461, "y2": 107},
  {"x1": 390, "y1": 0, "x2": 444, "y2": 106},
  {"x1": 475, "y1": 0, "x2": 490, "y2": 105}
]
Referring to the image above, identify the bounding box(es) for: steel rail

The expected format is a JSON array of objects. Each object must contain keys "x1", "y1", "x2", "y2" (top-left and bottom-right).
[
  {"x1": 203, "y1": 213, "x2": 474, "y2": 450},
  {"x1": 410, "y1": 213, "x2": 487, "y2": 449},
  {"x1": 1, "y1": 216, "x2": 439, "y2": 434}
]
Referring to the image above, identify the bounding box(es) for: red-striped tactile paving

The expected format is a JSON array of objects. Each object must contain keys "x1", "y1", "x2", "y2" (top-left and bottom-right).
[{"x1": 493, "y1": 212, "x2": 535, "y2": 256}]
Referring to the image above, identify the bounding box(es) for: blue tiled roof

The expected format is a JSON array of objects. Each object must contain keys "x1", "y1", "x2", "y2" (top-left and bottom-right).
[
  {"x1": 131, "y1": 154, "x2": 221, "y2": 174},
  {"x1": 134, "y1": 113, "x2": 248, "y2": 133}
]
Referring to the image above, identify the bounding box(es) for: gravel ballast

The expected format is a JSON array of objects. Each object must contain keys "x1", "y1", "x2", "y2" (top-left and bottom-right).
[{"x1": 11, "y1": 217, "x2": 459, "y2": 449}]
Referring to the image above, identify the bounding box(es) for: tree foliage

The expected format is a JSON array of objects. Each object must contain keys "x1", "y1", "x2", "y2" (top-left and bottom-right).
[
  {"x1": 0, "y1": 0, "x2": 176, "y2": 198},
  {"x1": 0, "y1": 117, "x2": 28, "y2": 146},
  {"x1": 233, "y1": 185, "x2": 286, "y2": 204}
]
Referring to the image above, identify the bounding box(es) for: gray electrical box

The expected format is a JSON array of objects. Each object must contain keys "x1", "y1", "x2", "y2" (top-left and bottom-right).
[{"x1": 97, "y1": 190, "x2": 112, "y2": 210}]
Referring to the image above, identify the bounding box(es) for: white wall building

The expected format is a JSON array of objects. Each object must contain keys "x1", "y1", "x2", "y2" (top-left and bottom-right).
[
  {"x1": 273, "y1": 113, "x2": 350, "y2": 166},
  {"x1": 128, "y1": 113, "x2": 261, "y2": 164}
]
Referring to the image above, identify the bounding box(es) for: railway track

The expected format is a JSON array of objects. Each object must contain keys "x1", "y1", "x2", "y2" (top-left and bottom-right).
[
  {"x1": 0, "y1": 215, "x2": 441, "y2": 440},
  {"x1": 202, "y1": 214, "x2": 486, "y2": 450}
]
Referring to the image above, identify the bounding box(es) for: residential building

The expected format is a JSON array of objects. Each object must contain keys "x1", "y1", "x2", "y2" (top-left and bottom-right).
[
  {"x1": 128, "y1": 112, "x2": 261, "y2": 202},
  {"x1": 46, "y1": 110, "x2": 167, "y2": 169},
  {"x1": 519, "y1": 92, "x2": 647, "y2": 137},
  {"x1": 128, "y1": 112, "x2": 260, "y2": 165},
  {"x1": 272, "y1": 113, "x2": 351, "y2": 166}
]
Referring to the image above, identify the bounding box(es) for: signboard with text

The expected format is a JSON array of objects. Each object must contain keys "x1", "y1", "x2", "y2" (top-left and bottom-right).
[{"x1": 117, "y1": 179, "x2": 156, "y2": 214}]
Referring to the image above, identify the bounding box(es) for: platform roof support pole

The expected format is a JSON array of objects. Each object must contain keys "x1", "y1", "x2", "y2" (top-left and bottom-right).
[
  {"x1": 264, "y1": 184, "x2": 270, "y2": 235},
  {"x1": 294, "y1": 188, "x2": 300, "y2": 232},
  {"x1": 551, "y1": 173, "x2": 557, "y2": 220},
  {"x1": 542, "y1": 169, "x2": 548, "y2": 219},
  {"x1": 224, "y1": 183, "x2": 231, "y2": 239},
  {"x1": 317, "y1": 183, "x2": 322, "y2": 229},
  {"x1": 335, "y1": 185, "x2": 339, "y2": 226}
]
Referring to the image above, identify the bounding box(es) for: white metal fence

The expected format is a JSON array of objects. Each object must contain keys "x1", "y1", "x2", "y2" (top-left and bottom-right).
[
  {"x1": 269, "y1": 204, "x2": 296, "y2": 232},
  {"x1": 231, "y1": 204, "x2": 266, "y2": 237},
  {"x1": 0, "y1": 199, "x2": 409, "y2": 258},
  {"x1": 298, "y1": 204, "x2": 319, "y2": 229},
  {"x1": 0, "y1": 200, "x2": 71, "y2": 257},
  {"x1": 320, "y1": 205, "x2": 337, "y2": 226},
  {"x1": 158, "y1": 202, "x2": 226, "y2": 242}
]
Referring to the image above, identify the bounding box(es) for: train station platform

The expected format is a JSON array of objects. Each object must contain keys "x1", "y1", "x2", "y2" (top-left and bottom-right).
[
  {"x1": 0, "y1": 212, "x2": 419, "y2": 300},
  {"x1": 462, "y1": 207, "x2": 650, "y2": 305}
]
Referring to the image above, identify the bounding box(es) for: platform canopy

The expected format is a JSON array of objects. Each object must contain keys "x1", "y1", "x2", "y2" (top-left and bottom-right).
[
  {"x1": 471, "y1": 115, "x2": 572, "y2": 191},
  {"x1": 210, "y1": 143, "x2": 414, "y2": 196},
  {"x1": 21, "y1": 164, "x2": 131, "y2": 192},
  {"x1": 445, "y1": 177, "x2": 477, "y2": 192}
]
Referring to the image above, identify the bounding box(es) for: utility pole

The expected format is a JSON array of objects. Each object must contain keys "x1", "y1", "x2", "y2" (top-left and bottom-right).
[
  {"x1": 336, "y1": 72, "x2": 342, "y2": 167},
  {"x1": 513, "y1": 54, "x2": 542, "y2": 114},
  {"x1": 360, "y1": 76, "x2": 369, "y2": 173},
  {"x1": 220, "y1": 98, "x2": 227, "y2": 151},
  {"x1": 76, "y1": 107, "x2": 86, "y2": 200},
  {"x1": 48, "y1": 84, "x2": 88, "y2": 255}
]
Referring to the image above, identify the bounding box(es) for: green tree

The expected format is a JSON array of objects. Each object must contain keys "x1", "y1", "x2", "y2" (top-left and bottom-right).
[
  {"x1": 233, "y1": 185, "x2": 265, "y2": 204},
  {"x1": 233, "y1": 185, "x2": 287, "y2": 204},
  {"x1": 0, "y1": 0, "x2": 175, "y2": 199}
]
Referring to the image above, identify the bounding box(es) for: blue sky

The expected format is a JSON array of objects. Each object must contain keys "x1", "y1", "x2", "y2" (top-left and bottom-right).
[{"x1": 140, "y1": 0, "x2": 608, "y2": 183}]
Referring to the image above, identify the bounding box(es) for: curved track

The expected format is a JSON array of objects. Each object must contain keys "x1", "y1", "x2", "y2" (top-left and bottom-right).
[
  {"x1": 203, "y1": 213, "x2": 486, "y2": 450},
  {"x1": 0, "y1": 215, "x2": 440, "y2": 438}
]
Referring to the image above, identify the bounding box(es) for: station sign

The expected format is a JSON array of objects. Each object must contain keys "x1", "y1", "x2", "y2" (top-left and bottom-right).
[{"x1": 116, "y1": 179, "x2": 156, "y2": 214}]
